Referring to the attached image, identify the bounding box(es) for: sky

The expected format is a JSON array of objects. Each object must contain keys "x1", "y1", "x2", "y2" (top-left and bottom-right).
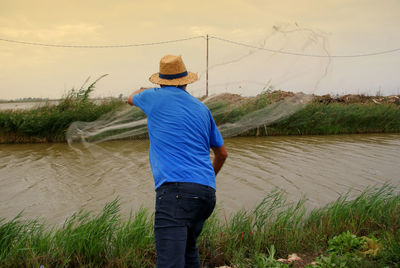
[{"x1": 0, "y1": 0, "x2": 399, "y2": 99}]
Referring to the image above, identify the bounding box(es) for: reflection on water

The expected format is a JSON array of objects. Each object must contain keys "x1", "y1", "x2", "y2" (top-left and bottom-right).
[{"x1": 1, "y1": 134, "x2": 399, "y2": 224}]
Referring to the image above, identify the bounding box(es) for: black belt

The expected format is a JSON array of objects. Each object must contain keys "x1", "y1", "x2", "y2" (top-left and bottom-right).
[{"x1": 159, "y1": 182, "x2": 214, "y2": 191}]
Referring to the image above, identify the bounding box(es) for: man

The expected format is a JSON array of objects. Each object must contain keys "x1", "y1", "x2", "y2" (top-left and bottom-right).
[{"x1": 128, "y1": 55, "x2": 227, "y2": 268}]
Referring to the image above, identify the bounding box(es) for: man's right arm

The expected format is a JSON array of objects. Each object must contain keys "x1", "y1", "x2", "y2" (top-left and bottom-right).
[{"x1": 211, "y1": 144, "x2": 228, "y2": 176}]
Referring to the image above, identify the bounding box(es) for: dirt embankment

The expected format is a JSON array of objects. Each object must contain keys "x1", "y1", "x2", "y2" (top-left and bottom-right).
[
  {"x1": 313, "y1": 93, "x2": 400, "y2": 105},
  {"x1": 207, "y1": 90, "x2": 400, "y2": 105}
]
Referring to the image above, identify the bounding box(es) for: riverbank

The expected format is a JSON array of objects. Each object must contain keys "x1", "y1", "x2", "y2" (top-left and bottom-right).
[
  {"x1": 1, "y1": 185, "x2": 398, "y2": 267},
  {"x1": 207, "y1": 91, "x2": 400, "y2": 137},
  {"x1": 1, "y1": 89, "x2": 400, "y2": 143}
]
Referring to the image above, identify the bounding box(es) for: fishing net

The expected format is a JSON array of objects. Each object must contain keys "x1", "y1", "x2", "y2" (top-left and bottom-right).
[
  {"x1": 67, "y1": 106, "x2": 148, "y2": 144},
  {"x1": 66, "y1": 91, "x2": 312, "y2": 145},
  {"x1": 66, "y1": 24, "x2": 328, "y2": 146}
]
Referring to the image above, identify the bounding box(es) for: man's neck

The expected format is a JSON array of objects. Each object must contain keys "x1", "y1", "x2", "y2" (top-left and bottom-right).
[{"x1": 160, "y1": 85, "x2": 187, "y2": 90}]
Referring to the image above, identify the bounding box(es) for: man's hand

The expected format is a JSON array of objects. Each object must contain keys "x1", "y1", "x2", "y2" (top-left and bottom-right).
[
  {"x1": 127, "y1": 87, "x2": 152, "y2": 106},
  {"x1": 211, "y1": 144, "x2": 228, "y2": 176}
]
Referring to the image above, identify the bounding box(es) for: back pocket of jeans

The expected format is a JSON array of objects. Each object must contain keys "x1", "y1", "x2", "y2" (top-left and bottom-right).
[{"x1": 175, "y1": 193, "x2": 204, "y2": 220}]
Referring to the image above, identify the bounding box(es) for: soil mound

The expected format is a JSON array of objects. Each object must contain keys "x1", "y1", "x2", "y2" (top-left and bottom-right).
[{"x1": 314, "y1": 94, "x2": 400, "y2": 105}]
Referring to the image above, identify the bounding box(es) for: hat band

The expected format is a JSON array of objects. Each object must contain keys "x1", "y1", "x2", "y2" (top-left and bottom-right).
[{"x1": 159, "y1": 71, "x2": 188, "y2": 80}]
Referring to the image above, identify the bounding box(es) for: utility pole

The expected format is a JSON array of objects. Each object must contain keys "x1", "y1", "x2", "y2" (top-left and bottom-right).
[{"x1": 206, "y1": 34, "x2": 209, "y2": 97}]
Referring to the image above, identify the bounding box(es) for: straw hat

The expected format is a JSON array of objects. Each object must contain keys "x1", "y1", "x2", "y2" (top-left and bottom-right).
[{"x1": 149, "y1": 55, "x2": 198, "y2": 86}]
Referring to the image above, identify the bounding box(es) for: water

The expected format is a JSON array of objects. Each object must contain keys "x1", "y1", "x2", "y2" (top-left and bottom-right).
[
  {"x1": 1, "y1": 134, "x2": 399, "y2": 224},
  {"x1": 0, "y1": 99, "x2": 105, "y2": 111},
  {"x1": 0, "y1": 101, "x2": 59, "y2": 111}
]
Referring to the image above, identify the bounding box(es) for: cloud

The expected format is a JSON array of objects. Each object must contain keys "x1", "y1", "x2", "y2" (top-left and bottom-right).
[
  {"x1": 0, "y1": 23, "x2": 102, "y2": 41},
  {"x1": 189, "y1": 25, "x2": 217, "y2": 36}
]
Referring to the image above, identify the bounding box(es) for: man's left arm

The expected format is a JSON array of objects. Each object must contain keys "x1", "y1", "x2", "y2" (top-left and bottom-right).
[{"x1": 127, "y1": 87, "x2": 151, "y2": 106}]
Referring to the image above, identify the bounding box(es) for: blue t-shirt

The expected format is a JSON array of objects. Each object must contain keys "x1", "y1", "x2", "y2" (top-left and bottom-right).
[{"x1": 131, "y1": 86, "x2": 224, "y2": 190}]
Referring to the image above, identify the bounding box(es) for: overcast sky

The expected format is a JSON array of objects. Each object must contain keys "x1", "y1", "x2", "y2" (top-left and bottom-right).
[{"x1": 1, "y1": 0, "x2": 399, "y2": 99}]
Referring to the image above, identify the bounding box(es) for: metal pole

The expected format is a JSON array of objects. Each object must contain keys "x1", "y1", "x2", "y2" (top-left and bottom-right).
[{"x1": 206, "y1": 34, "x2": 209, "y2": 97}]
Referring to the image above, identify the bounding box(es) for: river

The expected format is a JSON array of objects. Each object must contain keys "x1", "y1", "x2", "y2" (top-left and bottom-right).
[
  {"x1": 0, "y1": 101, "x2": 60, "y2": 111},
  {"x1": 0, "y1": 134, "x2": 399, "y2": 224}
]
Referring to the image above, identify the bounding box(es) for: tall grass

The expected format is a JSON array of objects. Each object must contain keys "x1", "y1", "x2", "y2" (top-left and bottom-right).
[
  {"x1": 0, "y1": 200, "x2": 155, "y2": 267},
  {"x1": 0, "y1": 76, "x2": 125, "y2": 143},
  {"x1": 0, "y1": 100, "x2": 123, "y2": 142},
  {"x1": 265, "y1": 103, "x2": 400, "y2": 136},
  {"x1": 1, "y1": 185, "x2": 398, "y2": 267},
  {"x1": 203, "y1": 92, "x2": 400, "y2": 137},
  {"x1": 1, "y1": 89, "x2": 400, "y2": 143}
]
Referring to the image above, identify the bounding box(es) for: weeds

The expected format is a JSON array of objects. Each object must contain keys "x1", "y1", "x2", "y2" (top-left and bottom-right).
[
  {"x1": 0, "y1": 76, "x2": 124, "y2": 143},
  {"x1": 1, "y1": 88, "x2": 400, "y2": 143},
  {"x1": 265, "y1": 103, "x2": 400, "y2": 136},
  {"x1": 307, "y1": 232, "x2": 384, "y2": 268},
  {"x1": 1, "y1": 185, "x2": 398, "y2": 267}
]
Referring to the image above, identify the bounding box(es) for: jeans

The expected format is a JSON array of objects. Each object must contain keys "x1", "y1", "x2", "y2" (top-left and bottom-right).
[{"x1": 154, "y1": 182, "x2": 216, "y2": 268}]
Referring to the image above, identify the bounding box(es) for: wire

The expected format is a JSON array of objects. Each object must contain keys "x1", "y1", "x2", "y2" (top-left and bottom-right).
[
  {"x1": 209, "y1": 35, "x2": 400, "y2": 58},
  {"x1": 0, "y1": 36, "x2": 205, "y2": 48},
  {"x1": 1, "y1": 34, "x2": 400, "y2": 58}
]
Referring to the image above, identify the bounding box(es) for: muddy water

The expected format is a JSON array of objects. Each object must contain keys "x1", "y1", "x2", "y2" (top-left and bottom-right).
[
  {"x1": 0, "y1": 101, "x2": 60, "y2": 111},
  {"x1": 1, "y1": 134, "x2": 399, "y2": 224}
]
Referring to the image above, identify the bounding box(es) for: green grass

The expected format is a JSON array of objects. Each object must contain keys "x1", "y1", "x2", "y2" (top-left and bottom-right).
[
  {"x1": 1, "y1": 185, "x2": 399, "y2": 267},
  {"x1": 264, "y1": 103, "x2": 400, "y2": 136},
  {"x1": 1, "y1": 88, "x2": 400, "y2": 143},
  {"x1": 0, "y1": 99, "x2": 125, "y2": 143},
  {"x1": 0, "y1": 76, "x2": 136, "y2": 143},
  {"x1": 207, "y1": 92, "x2": 400, "y2": 137}
]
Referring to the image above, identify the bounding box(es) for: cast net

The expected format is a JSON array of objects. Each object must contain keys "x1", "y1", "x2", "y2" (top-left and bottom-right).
[{"x1": 66, "y1": 24, "x2": 328, "y2": 146}]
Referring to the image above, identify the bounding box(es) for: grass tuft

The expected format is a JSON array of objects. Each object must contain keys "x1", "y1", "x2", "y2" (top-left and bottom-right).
[
  {"x1": 2, "y1": 90, "x2": 400, "y2": 143},
  {"x1": 1, "y1": 185, "x2": 398, "y2": 267}
]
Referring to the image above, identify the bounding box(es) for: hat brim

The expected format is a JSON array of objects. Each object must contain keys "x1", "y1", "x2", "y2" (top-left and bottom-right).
[{"x1": 149, "y1": 72, "x2": 198, "y2": 85}]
